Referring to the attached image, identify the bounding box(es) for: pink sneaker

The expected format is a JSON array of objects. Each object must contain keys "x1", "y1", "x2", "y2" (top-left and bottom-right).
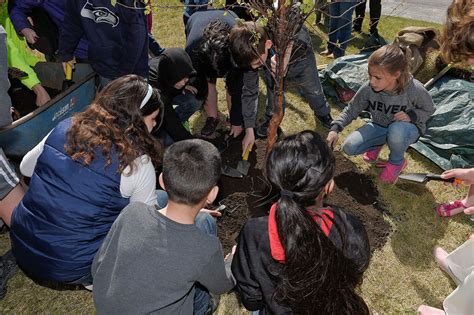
[
  {"x1": 435, "y1": 199, "x2": 467, "y2": 217},
  {"x1": 363, "y1": 146, "x2": 383, "y2": 163},
  {"x1": 379, "y1": 159, "x2": 408, "y2": 183}
]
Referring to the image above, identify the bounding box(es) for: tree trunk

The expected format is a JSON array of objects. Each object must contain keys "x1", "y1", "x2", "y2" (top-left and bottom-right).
[{"x1": 266, "y1": 0, "x2": 287, "y2": 154}]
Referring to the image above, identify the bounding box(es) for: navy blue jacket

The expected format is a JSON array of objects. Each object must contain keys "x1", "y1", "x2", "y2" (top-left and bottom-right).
[
  {"x1": 11, "y1": 118, "x2": 129, "y2": 283},
  {"x1": 9, "y1": 0, "x2": 88, "y2": 59},
  {"x1": 59, "y1": 0, "x2": 148, "y2": 79}
]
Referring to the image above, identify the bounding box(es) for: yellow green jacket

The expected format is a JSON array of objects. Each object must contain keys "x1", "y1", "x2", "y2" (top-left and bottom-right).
[{"x1": 0, "y1": 1, "x2": 44, "y2": 90}]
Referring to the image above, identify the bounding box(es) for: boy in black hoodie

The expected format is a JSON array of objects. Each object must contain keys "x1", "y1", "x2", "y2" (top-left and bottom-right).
[{"x1": 149, "y1": 48, "x2": 207, "y2": 143}]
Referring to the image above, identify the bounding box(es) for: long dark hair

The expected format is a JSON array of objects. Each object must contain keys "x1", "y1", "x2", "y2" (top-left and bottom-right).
[
  {"x1": 65, "y1": 75, "x2": 163, "y2": 174},
  {"x1": 266, "y1": 131, "x2": 369, "y2": 314}
]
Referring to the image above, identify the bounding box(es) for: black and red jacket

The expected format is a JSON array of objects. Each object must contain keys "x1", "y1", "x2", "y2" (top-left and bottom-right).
[{"x1": 231, "y1": 204, "x2": 370, "y2": 314}]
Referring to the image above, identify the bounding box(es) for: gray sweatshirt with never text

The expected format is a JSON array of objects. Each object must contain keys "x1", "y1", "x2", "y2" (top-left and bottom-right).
[{"x1": 330, "y1": 78, "x2": 435, "y2": 135}]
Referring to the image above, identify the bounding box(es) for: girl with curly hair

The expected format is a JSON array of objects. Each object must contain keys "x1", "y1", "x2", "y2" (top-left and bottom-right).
[
  {"x1": 440, "y1": 0, "x2": 474, "y2": 65},
  {"x1": 8, "y1": 75, "x2": 163, "y2": 286},
  {"x1": 232, "y1": 130, "x2": 371, "y2": 314}
]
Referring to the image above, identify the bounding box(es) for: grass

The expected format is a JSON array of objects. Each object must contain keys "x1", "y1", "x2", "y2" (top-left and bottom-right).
[{"x1": 1, "y1": 1, "x2": 472, "y2": 314}]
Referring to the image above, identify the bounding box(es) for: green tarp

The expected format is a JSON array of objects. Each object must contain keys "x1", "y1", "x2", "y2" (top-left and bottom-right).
[{"x1": 320, "y1": 55, "x2": 474, "y2": 170}]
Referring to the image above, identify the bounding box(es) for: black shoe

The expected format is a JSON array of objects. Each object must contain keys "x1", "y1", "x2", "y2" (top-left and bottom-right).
[
  {"x1": 255, "y1": 119, "x2": 270, "y2": 138},
  {"x1": 0, "y1": 251, "x2": 18, "y2": 300},
  {"x1": 201, "y1": 117, "x2": 219, "y2": 137},
  {"x1": 316, "y1": 114, "x2": 333, "y2": 129},
  {"x1": 205, "y1": 293, "x2": 220, "y2": 315}
]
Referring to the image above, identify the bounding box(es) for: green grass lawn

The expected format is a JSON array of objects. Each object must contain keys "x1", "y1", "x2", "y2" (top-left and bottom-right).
[{"x1": 1, "y1": 2, "x2": 472, "y2": 314}]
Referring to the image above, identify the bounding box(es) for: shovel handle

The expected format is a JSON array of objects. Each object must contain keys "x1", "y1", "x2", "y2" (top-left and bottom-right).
[
  {"x1": 427, "y1": 174, "x2": 462, "y2": 184},
  {"x1": 65, "y1": 63, "x2": 73, "y2": 81},
  {"x1": 242, "y1": 147, "x2": 250, "y2": 161}
]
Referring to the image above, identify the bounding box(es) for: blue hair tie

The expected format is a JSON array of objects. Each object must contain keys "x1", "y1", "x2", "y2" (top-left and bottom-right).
[{"x1": 280, "y1": 189, "x2": 294, "y2": 198}]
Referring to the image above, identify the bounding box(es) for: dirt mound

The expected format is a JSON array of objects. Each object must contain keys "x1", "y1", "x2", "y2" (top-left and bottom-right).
[{"x1": 213, "y1": 136, "x2": 391, "y2": 254}]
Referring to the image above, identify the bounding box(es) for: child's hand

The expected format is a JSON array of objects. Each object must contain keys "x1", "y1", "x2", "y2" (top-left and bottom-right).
[
  {"x1": 200, "y1": 208, "x2": 222, "y2": 218},
  {"x1": 441, "y1": 168, "x2": 474, "y2": 185},
  {"x1": 184, "y1": 85, "x2": 198, "y2": 95},
  {"x1": 21, "y1": 28, "x2": 38, "y2": 44},
  {"x1": 326, "y1": 131, "x2": 339, "y2": 150},
  {"x1": 393, "y1": 111, "x2": 410, "y2": 122}
]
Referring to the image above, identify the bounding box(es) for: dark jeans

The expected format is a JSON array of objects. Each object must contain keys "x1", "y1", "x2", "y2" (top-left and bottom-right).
[
  {"x1": 353, "y1": 0, "x2": 382, "y2": 34},
  {"x1": 148, "y1": 33, "x2": 165, "y2": 56},
  {"x1": 226, "y1": 68, "x2": 245, "y2": 126},
  {"x1": 263, "y1": 29, "x2": 330, "y2": 122},
  {"x1": 327, "y1": 2, "x2": 356, "y2": 57}
]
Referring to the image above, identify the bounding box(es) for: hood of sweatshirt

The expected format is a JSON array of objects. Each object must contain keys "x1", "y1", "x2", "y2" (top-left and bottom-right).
[{"x1": 157, "y1": 48, "x2": 196, "y2": 94}]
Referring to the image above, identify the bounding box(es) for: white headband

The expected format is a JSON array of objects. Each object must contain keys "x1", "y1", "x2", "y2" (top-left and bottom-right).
[{"x1": 140, "y1": 84, "x2": 153, "y2": 109}]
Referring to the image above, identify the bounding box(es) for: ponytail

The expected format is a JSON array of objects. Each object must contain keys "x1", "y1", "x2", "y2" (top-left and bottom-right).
[{"x1": 266, "y1": 131, "x2": 369, "y2": 314}]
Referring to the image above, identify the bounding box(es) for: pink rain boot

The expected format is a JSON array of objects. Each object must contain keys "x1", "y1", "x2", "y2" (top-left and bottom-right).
[
  {"x1": 362, "y1": 146, "x2": 383, "y2": 164},
  {"x1": 379, "y1": 159, "x2": 408, "y2": 184}
]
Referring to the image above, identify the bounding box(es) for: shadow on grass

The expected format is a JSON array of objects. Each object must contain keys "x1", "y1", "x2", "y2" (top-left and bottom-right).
[
  {"x1": 378, "y1": 149, "x2": 452, "y2": 269},
  {"x1": 411, "y1": 278, "x2": 451, "y2": 310}
]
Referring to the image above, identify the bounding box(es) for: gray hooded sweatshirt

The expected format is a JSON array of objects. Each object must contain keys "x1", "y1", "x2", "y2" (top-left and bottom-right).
[{"x1": 330, "y1": 78, "x2": 435, "y2": 135}]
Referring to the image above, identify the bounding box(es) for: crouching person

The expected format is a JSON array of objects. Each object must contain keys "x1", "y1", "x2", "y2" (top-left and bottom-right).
[{"x1": 92, "y1": 139, "x2": 235, "y2": 314}]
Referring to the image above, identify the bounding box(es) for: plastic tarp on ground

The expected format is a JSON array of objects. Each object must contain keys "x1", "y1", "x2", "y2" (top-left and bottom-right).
[{"x1": 320, "y1": 54, "x2": 474, "y2": 170}]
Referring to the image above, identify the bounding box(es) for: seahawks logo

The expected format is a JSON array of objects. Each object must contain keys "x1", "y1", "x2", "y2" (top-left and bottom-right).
[{"x1": 81, "y1": 1, "x2": 119, "y2": 27}]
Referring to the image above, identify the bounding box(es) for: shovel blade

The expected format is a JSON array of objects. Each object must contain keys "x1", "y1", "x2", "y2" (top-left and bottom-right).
[
  {"x1": 398, "y1": 173, "x2": 428, "y2": 183},
  {"x1": 236, "y1": 160, "x2": 250, "y2": 176},
  {"x1": 221, "y1": 165, "x2": 243, "y2": 178}
]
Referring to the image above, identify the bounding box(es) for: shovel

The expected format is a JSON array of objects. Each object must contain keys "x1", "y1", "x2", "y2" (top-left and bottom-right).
[
  {"x1": 62, "y1": 63, "x2": 74, "y2": 90},
  {"x1": 398, "y1": 173, "x2": 461, "y2": 184},
  {"x1": 221, "y1": 165, "x2": 243, "y2": 178},
  {"x1": 236, "y1": 147, "x2": 251, "y2": 176}
]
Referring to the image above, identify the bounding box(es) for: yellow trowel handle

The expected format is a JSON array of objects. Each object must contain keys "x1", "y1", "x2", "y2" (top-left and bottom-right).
[
  {"x1": 242, "y1": 147, "x2": 250, "y2": 161},
  {"x1": 65, "y1": 63, "x2": 73, "y2": 81}
]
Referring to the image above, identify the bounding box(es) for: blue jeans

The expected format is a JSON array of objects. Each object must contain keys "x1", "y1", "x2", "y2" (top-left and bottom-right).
[
  {"x1": 263, "y1": 29, "x2": 329, "y2": 121},
  {"x1": 342, "y1": 122, "x2": 420, "y2": 165},
  {"x1": 173, "y1": 90, "x2": 203, "y2": 122},
  {"x1": 154, "y1": 190, "x2": 216, "y2": 315},
  {"x1": 327, "y1": 2, "x2": 356, "y2": 57}
]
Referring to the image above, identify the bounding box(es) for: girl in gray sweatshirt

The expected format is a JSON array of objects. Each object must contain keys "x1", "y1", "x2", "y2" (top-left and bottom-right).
[{"x1": 327, "y1": 45, "x2": 435, "y2": 183}]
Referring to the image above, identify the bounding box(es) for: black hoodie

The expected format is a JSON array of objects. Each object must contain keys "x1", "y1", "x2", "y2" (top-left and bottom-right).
[{"x1": 149, "y1": 48, "x2": 199, "y2": 142}]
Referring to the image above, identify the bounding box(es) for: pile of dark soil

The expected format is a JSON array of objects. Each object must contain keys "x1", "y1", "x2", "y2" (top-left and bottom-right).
[{"x1": 213, "y1": 136, "x2": 391, "y2": 253}]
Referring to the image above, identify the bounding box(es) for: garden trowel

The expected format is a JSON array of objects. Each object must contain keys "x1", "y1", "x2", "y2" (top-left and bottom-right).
[
  {"x1": 398, "y1": 173, "x2": 461, "y2": 184},
  {"x1": 236, "y1": 148, "x2": 251, "y2": 176},
  {"x1": 221, "y1": 165, "x2": 243, "y2": 178},
  {"x1": 62, "y1": 63, "x2": 74, "y2": 90}
]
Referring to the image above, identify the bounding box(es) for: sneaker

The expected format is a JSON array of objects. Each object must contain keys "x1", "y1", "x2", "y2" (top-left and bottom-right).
[
  {"x1": 201, "y1": 117, "x2": 219, "y2": 137},
  {"x1": 320, "y1": 49, "x2": 333, "y2": 56},
  {"x1": 315, "y1": 114, "x2": 333, "y2": 129},
  {"x1": 435, "y1": 199, "x2": 467, "y2": 217},
  {"x1": 0, "y1": 250, "x2": 18, "y2": 300},
  {"x1": 256, "y1": 119, "x2": 270, "y2": 138},
  {"x1": 379, "y1": 159, "x2": 408, "y2": 184},
  {"x1": 362, "y1": 146, "x2": 383, "y2": 164}
]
